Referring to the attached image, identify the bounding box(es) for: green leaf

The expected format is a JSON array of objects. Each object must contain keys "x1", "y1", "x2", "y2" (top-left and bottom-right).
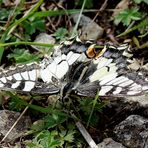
[
  {"x1": 0, "y1": 8, "x2": 12, "y2": 20},
  {"x1": 43, "y1": 113, "x2": 68, "y2": 129},
  {"x1": 133, "y1": 0, "x2": 142, "y2": 3},
  {"x1": 54, "y1": 28, "x2": 68, "y2": 40},
  {"x1": 133, "y1": 0, "x2": 148, "y2": 4},
  {"x1": 114, "y1": 8, "x2": 142, "y2": 26},
  {"x1": 143, "y1": 0, "x2": 148, "y2": 4},
  {"x1": 60, "y1": 130, "x2": 75, "y2": 142},
  {"x1": 7, "y1": 48, "x2": 40, "y2": 64},
  {"x1": 32, "y1": 19, "x2": 45, "y2": 32},
  {"x1": 22, "y1": 18, "x2": 45, "y2": 35},
  {"x1": 25, "y1": 129, "x2": 76, "y2": 148},
  {"x1": 31, "y1": 120, "x2": 45, "y2": 132},
  {"x1": 22, "y1": 20, "x2": 35, "y2": 34},
  {"x1": 25, "y1": 131, "x2": 62, "y2": 148}
]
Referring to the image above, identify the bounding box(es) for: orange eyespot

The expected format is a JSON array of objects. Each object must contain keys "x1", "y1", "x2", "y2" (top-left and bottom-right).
[
  {"x1": 86, "y1": 44, "x2": 96, "y2": 58},
  {"x1": 86, "y1": 44, "x2": 107, "y2": 59}
]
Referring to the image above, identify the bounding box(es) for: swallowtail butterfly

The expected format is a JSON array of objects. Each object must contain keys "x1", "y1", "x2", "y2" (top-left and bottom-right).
[{"x1": 0, "y1": 38, "x2": 148, "y2": 100}]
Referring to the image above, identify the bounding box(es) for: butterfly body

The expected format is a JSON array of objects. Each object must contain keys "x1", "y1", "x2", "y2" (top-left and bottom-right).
[{"x1": 0, "y1": 39, "x2": 148, "y2": 99}]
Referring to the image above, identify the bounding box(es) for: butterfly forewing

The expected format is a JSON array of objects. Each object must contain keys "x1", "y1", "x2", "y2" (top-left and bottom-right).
[
  {"x1": 0, "y1": 40, "x2": 89, "y2": 94},
  {"x1": 0, "y1": 62, "x2": 60, "y2": 94}
]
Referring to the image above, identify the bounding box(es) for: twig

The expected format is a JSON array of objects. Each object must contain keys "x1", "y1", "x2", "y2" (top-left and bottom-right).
[
  {"x1": 92, "y1": 0, "x2": 108, "y2": 22},
  {"x1": 76, "y1": 121, "x2": 98, "y2": 148},
  {"x1": 125, "y1": 21, "x2": 135, "y2": 32},
  {"x1": 40, "y1": 4, "x2": 56, "y2": 31},
  {"x1": 0, "y1": 100, "x2": 33, "y2": 142},
  {"x1": 0, "y1": 26, "x2": 23, "y2": 40},
  {"x1": 54, "y1": 0, "x2": 71, "y2": 28}
]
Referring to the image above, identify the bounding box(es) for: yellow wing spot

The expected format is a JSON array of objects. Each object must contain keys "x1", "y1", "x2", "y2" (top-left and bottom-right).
[
  {"x1": 95, "y1": 45, "x2": 107, "y2": 59},
  {"x1": 86, "y1": 44, "x2": 107, "y2": 59}
]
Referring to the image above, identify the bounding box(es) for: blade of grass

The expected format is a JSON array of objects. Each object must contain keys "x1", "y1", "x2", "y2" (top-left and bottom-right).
[
  {"x1": 138, "y1": 41, "x2": 148, "y2": 49},
  {"x1": 116, "y1": 19, "x2": 148, "y2": 37},
  {"x1": 32, "y1": 9, "x2": 90, "y2": 18},
  {"x1": 71, "y1": 0, "x2": 87, "y2": 37},
  {"x1": 8, "y1": 92, "x2": 52, "y2": 113},
  {"x1": 0, "y1": 0, "x2": 44, "y2": 63},
  {"x1": 8, "y1": 92, "x2": 69, "y2": 117},
  {"x1": 0, "y1": 41, "x2": 55, "y2": 48},
  {"x1": 7, "y1": 0, "x2": 44, "y2": 37},
  {"x1": 86, "y1": 92, "x2": 99, "y2": 128}
]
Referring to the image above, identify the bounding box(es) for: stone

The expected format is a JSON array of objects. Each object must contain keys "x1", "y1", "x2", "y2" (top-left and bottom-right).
[
  {"x1": 126, "y1": 95, "x2": 148, "y2": 106},
  {"x1": 114, "y1": 115, "x2": 148, "y2": 148},
  {"x1": 71, "y1": 14, "x2": 104, "y2": 41},
  {"x1": 97, "y1": 138, "x2": 126, "y2": 148},
  {"x1": 32, "y1": 33, "x2": 55, "y2": 54},
  {"x1": 0, "y1": 110, "x2": 31, "y2": 142}
]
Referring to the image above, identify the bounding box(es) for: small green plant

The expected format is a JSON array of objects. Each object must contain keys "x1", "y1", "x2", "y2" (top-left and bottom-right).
[
  {"x1": 133, "y1": 0, "x2": 148, "y2": 4},
  {"x1": 114, "y1": 1, "x2": 148, "y2": 38},
  {"x1": 78, "y1": 96, "x2": 106, "y2": 127},
  {"x1": 7, "y1": 48, "x2": 40, "y2": 64},
  {"x1": 36, "y1": 113, "x2": 68, "y2": 130},
  {"x1": 114, "y1": 8, "x2": 142, "y2": 26},
  {"x1": 0, "y1": 8, "x2": 13, "y2": 21},
  {"x1": 22, "y1": 17, "x2": 45, "y2": 35},
  {"x1": 25, "y1": 130, "x2": 75, "y2": 148},
  {"x1": 54, "y1": 27, "x2": 68, "y2": 41}
]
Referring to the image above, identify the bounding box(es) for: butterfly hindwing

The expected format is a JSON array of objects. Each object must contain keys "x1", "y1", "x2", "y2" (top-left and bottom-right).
[{"x1": 76, "y1": 44, "x2": 148, "y2": 97}]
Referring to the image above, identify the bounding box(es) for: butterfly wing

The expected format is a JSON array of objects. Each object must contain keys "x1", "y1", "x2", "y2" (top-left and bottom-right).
[
  {"x1": 0, "y1": 63, "x2": 60, "y2": 94},
  {"x1": 0, "y1": 41, "x2": 89, "y2": 94},
  {"x1": 1, "y1": 41, "x2": 148, "y2": 97},
  {"x1": 76, "y1": 44, "x2": 148, "y2": 97},
  {"x1": 76, "y1": 73, "x2": 148, "y2": 97}
]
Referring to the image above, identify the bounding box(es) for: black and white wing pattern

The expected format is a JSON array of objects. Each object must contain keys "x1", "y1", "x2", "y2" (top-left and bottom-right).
[
  {"x1": 0, "y1": 62, "x2": 60, "y2": 94},
  {"x1": 0, "y1": 40, "x2": 89, "y2": 95},
  {"x1": 75, "y1": 44, "x2": 148, "y2": 97},
  {"x1": 0, "y1": 39, "x2": 148, "y2": 98}
]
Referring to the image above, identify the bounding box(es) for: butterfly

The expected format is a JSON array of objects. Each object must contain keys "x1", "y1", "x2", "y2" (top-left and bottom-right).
[{"x1": 0, "y1": 38, "x2": 148, "y2": 100}]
